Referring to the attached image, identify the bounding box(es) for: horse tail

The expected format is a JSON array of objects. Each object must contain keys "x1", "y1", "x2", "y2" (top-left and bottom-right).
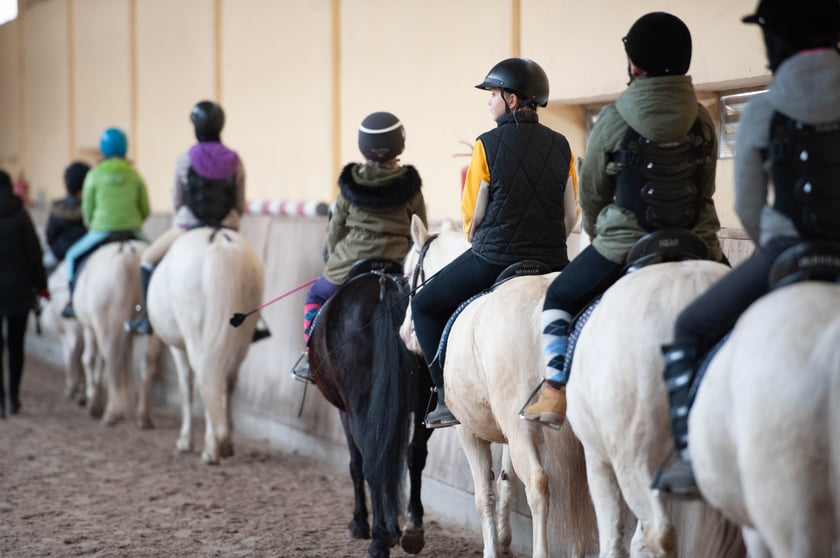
[
  {"x1": 363, "y1": 276, "x2": 412, "y2": 519},
  {"x1": 672, "y1": 501, "x2": 745, "y2": 557},
  {"x1": 544, "y1": 424, "x2": 599, "y2": 555}
]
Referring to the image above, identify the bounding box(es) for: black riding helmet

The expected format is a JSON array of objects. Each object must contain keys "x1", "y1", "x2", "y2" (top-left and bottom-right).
[
  {"x1": 743, "y1": 0, "x2": 840, "y2": 71},
  {"x1": 623, "y1": 12, "x2": 692, "y2": 76},
  {"x1": 475, "y1": 58, "x2": 550, "y2": 108},
  {"x1": 358, "y1": 112, "x2": 405, "y2": 163},
  {"x1": 191, "y1": 100, "x2": 225, "y2": 142}
]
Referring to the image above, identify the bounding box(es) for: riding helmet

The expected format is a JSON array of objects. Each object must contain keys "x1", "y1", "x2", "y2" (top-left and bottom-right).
[
  {"x1": 743, "y1": 0, "x2": 840, "y2": 70},
  {"x1": 99, "y1": 128, "x2": 128, "y2": 158},
  {"x1": 475, "y1": 58, "x2": 550, "y2": 107},
  {"x1": 191, "y1": 100, "x2": 226, "y2": 142},
  {"x1": 358, "y1": 112, "x2": 405, "y2": 163},
  {"x1": 623, "y1": 12, "x2": 692, "y2": 76}
]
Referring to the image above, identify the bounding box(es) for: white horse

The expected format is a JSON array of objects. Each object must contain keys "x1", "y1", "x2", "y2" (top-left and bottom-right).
[
  {"x1": 401, "y1": 216, "x2": 597, "y2": 558},
  {"x1": 39, "y1": 262, "x2": 85, "y2": 404},
  {"x1": 691, "y1": 281, "x2": 840, "y2": 557},
  {"x1": 567, "y1": 261, "x2": 744, "y2": 557},
  {"x1": 73, "y1": 240, "x2": 145, "y2": 425},
  {"x1": 138, "y1": 227, "x2": 263, "y2": 465}
]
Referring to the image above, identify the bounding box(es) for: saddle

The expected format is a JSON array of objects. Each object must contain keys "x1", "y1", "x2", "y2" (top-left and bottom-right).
[
  {"x1": 308, "y1": 257, "x2": 406, "y2": 343},
  {"x1": 433, "y1": 259, "x2": 554, "y2": 367},
  {"x1": 76, "y1": 231, "x2": 142, "y2": 280},
  {"x1": 768, "y1": 241, "x2": 840, "y2": 290}
]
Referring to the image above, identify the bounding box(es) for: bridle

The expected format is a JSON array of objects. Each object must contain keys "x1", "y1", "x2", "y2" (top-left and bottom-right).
[{"x1": 409, "y1": 233, "x2": 439, "y2": 299}]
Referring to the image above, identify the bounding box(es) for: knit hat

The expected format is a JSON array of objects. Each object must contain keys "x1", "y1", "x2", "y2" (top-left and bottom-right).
[
  {"x1": 64, "y1": 161, "x2": 90, "y2": 195},
  {"x1": 623, "y1": 12, "x2": 692, "y2": 76}
]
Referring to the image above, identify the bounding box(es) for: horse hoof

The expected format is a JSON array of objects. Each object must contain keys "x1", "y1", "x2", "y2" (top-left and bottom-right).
[
  {"x1": 137, "y1": 417, "x2": 154, "y2": 430},
  {"x1": 102, "y1": 413, "x2": 122, "y2": 427},
  {"x1": 348, "y1": 519, "x2": 371, "y2": 540},
  {"x1": 367, "y1": 540, "x2": 390, "y2": 558},
  {"x1": 400, "y1": 528, "x2": 425, "y2": 555},
  {"x1": 201, "y1": 451, "x2": 220, "y2": 465},
  {"x1": 219, "y1": 440, "x2": 234, "y2": 458},
  {"x1": 175, "y1": 439, "x2": 192, "y2": 454}
]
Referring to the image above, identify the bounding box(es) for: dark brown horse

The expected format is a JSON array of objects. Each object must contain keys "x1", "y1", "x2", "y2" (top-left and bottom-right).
[{"x1": 309, "y1": 265, "x2": 432, "y2": 558}]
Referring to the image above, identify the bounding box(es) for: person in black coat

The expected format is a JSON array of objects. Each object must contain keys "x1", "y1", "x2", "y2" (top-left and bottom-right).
[
  {"x1": 44, "y1": 162, "x2": 89, "y2": 273},
  {"x1": 0, "y1": 169, "x2": 48, "y2": 417}
]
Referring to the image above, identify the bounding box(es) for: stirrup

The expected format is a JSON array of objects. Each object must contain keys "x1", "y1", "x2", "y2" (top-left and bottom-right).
[
  {"x1": 518, "y1": 380, "x2": 563, "y2": 430},
  {"x1": 651, "y1": 449, "x2": 702, "y2": 500},
  {"x1": 290, "y1": 351, "x2": 314, "y2": 384},
  {"x1": 423, "y1": 404, "x2": 459, "y2": 429},
  {"x1": 61, "y1": 302, "x2": 75, "y2": 319}
]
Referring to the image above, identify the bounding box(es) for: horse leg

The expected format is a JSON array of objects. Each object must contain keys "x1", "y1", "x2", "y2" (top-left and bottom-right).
[
  {"x1": 458, "y1": 428, "x2": 500, "y2": 558},
  {"x1": 197, "y1": 366, "x2": 228, "y2": 465},
  {"x1": 62, "y1": 328, "x2": 84, "y2": 403},
  {"x1": 495, "y1": 444, "x2": 518, "y2": 554},
  {"x1": 136, "y1": 334, "x2": 162, "y2": 429},
  {"x1": 741, "y1": 527, "x2": 770, "y2": 558},
  {"x1": 582, "y1": 448, "x2": 629, "y2": 558},
  {"x1": 340, "y1": 413, "x2": 370, "y2": 540},
  {"x1": 100, "y1": 328, "x2": 133, "y2": 426},
  {"x1": 218, "y1": 369, "x2": 238, "y2": 458},
  {"x1": 82, "y1": 328, "x2": 104, "y2": 419},
  {"x1": 506, "y1": 435, "x2": 549, "y2": 558},
  {"x1": 400, "y1": 411, "x2": 430, "y2": 555},
  {"x1": 170, "y1": 347, "x2": 194, "y2": 454}
]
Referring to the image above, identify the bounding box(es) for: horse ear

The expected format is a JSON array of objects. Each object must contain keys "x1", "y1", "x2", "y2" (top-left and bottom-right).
[
  {"x1": 410, "y1": 214, "x2": 428, "y2": 246},
  {"x1": 440, "y1": 218, "x2": 458, "y2": 232}
]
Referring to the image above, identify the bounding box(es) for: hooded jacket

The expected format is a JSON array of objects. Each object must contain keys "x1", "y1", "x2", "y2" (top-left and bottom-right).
[
  {"x1": 581, "y1": 75, "x2": 723, "y2": 263},
  {"x1": 82, "y1": 158, "x2": 150, "y2": 231},
  {"x1": 0, "y1": 190, "x2": 46, "y2": 315},
  {"x1": 734, "y1": 49, "x2": 840, "y2": 246},
  {"x1": 324, "y1": 163, "x2": 426, "y2": 285}
]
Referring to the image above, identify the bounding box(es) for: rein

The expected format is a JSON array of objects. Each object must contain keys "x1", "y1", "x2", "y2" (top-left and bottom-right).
[{"x1": 410, "y1": 233, "x2": 439, "y2": 298}]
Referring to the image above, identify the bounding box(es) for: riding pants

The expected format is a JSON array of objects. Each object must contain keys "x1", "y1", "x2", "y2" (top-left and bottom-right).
[
  {"x1": 673, "y1": 236, "x2": 800, "y2": 352},
  {"x1": 303, "y1": 275, "x2": 340, "y2": 342},
  {"x1": 411, "y1": 248, "x2": 505, "y2": 367},
  {"x1": 141, "y1": 227, "x2": 185, "y2": 267}
]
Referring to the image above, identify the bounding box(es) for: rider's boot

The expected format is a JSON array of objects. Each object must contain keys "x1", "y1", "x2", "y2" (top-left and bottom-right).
[
  {"x1": 423, "y1": 360, "x2": 459, "y2": 429},
  {"x1": 124, "y1": 264, "x2": 155, "y2": 334},
  {"x1": 61, "y1": 280, "x2": 76, "y2": 319},
  {"x1": 651, "y1": 342, "x2": 702, "y2": 499},
  {"x1": 520, "y1": 309, "x2": 570, "y2": 428}
]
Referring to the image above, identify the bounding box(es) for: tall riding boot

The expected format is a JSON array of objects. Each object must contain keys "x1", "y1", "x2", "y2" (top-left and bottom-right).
[
  {"x1": 61, "y1": 280, "x2": 76, "y2": 319},
  {"x1": 125, "y1": 265, "x2": 154, "y2": 334},
  {"x1": 423, "y1": 360, "x2": 459, "y2": 429},
  {"x1": 651, "y1": 342, "x2": 701, "y2": 498},
  {"x1": 520, "y1": 310, "x2": 571, "y2": 428}
]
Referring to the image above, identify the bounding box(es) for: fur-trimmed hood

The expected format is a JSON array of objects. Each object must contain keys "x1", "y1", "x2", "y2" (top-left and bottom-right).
[{"x1": 337, "y1": 163, "x2": 422, "y2": 209}]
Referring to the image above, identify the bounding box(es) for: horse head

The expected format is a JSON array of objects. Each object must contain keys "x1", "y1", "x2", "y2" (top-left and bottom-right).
[{"x1": 399, "y1": 215, "x2": 470, "y2": 353}]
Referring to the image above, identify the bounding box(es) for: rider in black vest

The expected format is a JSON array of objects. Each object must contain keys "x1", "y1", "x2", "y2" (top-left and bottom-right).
[
  {"x1": 412, "y1": 57, "x2": 578, "y2": 428},
  {"x1": 520, "y1": 12, "x2": 724, "y2": 429},
  {"x1": 125, "y1": 100, "x2": 246, "y2": 336},
  {"x1": 653, "y1": 0, "x2": 840, "y2": 498}
]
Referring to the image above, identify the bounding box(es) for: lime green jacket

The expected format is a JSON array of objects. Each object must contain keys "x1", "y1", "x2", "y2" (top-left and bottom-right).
[{"x1": 82, "y1": 158, "x2": 150, "y2": 231}]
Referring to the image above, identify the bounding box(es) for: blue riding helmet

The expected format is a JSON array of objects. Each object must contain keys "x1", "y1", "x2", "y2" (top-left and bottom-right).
[{"x1": 100, "y1": 127, "x2": 128, "y2": 158}]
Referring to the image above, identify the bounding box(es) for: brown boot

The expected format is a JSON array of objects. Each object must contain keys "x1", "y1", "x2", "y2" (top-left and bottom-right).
[{"x1": 520, "y1": 382, "x2": 566, "y2": 428}]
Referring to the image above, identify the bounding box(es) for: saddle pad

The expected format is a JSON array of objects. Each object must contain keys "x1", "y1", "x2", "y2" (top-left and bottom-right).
[
  {"x1": 433, "y1": 290, "x2": 490, "y2": 366},
  {"x1": 561, "y1": 296, "x2": 602, "y2": 380},
  {"x1": 688, "y1": 331, "x2": 731, "y2": 407}
]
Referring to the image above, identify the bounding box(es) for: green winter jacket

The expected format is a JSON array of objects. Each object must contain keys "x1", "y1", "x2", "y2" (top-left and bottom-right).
[
  {"x1": 82, "y1": 158, "x2": 150, "y2": 232},
  {"x1": 581, "y1": 75, "x2": 723, "y2": 263},
  {"x1": 324, "y1": 163, "x2": 427, "y2": 285}
]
